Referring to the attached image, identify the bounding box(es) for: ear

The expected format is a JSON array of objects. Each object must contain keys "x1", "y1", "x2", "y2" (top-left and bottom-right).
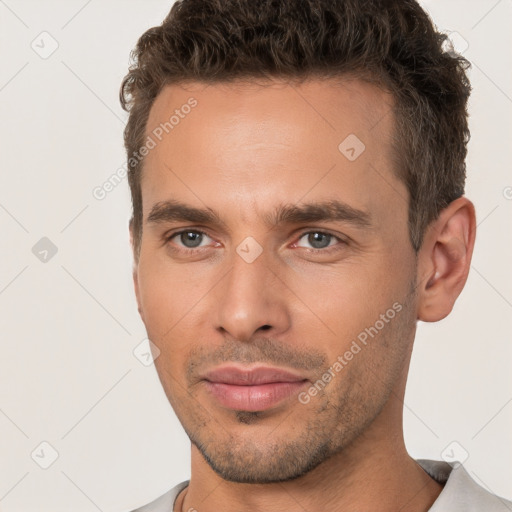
[
  {"x1": 129, "y1": 217, "x2": 145, "y2": 323},
  {"x1": 417, "y1": 197, "x2": 476, "y2": 322}
]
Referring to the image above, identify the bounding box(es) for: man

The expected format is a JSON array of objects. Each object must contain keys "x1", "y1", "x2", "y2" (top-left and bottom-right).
[{"x1": 120, "y1": 0, "x2": 511, "y2": 510}]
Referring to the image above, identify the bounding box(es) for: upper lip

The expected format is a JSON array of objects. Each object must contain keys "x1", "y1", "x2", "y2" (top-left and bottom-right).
[{"x1": 202, "y1": 365, "x2": 308, "y2": 385}]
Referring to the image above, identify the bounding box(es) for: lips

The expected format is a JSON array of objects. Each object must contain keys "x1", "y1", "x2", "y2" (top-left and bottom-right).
[
  {"x1": 201, "y1": 365, "x2": 309, "y2": 412},
  {"x1": 203, "y1": 366, "x2": 307, "y2": 385}
]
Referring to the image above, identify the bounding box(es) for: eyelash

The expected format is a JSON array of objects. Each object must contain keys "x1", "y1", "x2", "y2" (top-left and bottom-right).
[{"x1": 164, "y1": 229, "x2": 346, "y2": 254}]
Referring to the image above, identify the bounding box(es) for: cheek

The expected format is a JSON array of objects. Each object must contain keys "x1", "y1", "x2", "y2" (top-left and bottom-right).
[
  {"x1": 294, "y1": 261, "x2": 399, "y2": 335},
  {"x1": 319, "y1": 296, "x2": 414, "y2": 410},
  {"x1": 295, "y1": 256, "x2": 415, "y2": 392},
  {"x1": 136, "y1": 263, "x2": 185, "y2": 372},
  {"x1": 136, "y1": 254, "x2": 215, "y2": 373},
  {"x1": 137, "y1": 250, "x2": 206, "y2": 328}
]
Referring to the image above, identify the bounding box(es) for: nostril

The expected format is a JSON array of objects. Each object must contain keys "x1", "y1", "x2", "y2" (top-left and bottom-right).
[{"x1": 260, "y1": 325, "x2": 272, "y2": 331}]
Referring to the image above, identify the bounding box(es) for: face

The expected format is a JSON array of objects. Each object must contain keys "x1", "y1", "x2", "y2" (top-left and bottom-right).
[{"x1": 132, "y1": 78, "x2": 420, "y2": 483}]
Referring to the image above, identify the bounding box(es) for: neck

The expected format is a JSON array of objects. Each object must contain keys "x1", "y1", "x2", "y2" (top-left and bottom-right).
[{"x1": 176, "y1": 405, "x2": 444, "y2": 512}]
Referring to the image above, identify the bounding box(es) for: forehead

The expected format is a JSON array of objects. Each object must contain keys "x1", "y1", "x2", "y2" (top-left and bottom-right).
[
  {"x1": 140, "y1": 78, "x2": 403, "y2": 228},
  {"x1": 146, "y1": 78, "x2": 394, "y2": 149}
]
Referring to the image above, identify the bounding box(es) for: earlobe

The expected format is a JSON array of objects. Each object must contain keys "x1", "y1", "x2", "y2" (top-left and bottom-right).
[{"x1": 417, "y1": 197, "x2": 476, "y2": 322}]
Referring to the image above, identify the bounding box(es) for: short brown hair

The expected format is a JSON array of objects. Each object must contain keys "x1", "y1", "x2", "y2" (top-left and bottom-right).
[{"x1": 120, "y1": 0, "x2": 471, "y2": 260}]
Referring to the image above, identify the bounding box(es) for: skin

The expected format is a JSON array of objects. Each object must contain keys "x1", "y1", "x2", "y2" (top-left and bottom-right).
[{"x1": 130, "y1": 78, "x2": 476, "y2": 512}]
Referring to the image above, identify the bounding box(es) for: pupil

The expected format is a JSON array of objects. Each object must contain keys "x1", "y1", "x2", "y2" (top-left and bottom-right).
[
  {"x1": 309, "y1": 232, "x2": 330, "y2": 249},
  {"x1": 182, "y1": 231, "x2": 202, "y2": 248}
]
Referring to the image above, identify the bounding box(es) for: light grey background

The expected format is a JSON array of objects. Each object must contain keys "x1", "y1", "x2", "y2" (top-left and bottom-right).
[{"x1": 0, "y1": 0, "x2": 511, "y2": 510}]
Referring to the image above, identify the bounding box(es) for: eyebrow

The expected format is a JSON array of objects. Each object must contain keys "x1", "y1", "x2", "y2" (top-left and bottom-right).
[{"x1": 146, "y1": 198, "x2": 372, "y2": 229}]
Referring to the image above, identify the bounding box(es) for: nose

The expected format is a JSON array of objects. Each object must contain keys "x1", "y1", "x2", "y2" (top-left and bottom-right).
[{"x1": 213, "y1": 247, "x2": 291, "y2": 342}]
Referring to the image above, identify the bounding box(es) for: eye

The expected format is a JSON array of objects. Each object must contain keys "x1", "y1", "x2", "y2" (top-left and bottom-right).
[
  {"x1": 164, "y1": 229, "x2": 346, "y2": 255},
  {"x1": 167, "y1": 229, "x2": 213, "y2": 250},
  {"x1": 294, "y1": 231, "x2": 344, "y2": 251}
]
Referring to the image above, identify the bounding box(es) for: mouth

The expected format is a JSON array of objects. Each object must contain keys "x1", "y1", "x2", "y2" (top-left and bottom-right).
[{"x1": 201, "y1": 365, "x2": 309, "y2": 412}]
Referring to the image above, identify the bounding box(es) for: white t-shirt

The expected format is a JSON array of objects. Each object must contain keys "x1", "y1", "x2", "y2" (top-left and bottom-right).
[{"x1": 131, "y1": 459, "x2": 512, "y2": 511}]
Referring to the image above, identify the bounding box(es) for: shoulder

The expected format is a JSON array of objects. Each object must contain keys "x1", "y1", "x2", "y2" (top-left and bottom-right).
[
  {"x1": 130, "y1": 480, "x2": 189, "y2": 512},
  {"x1": 129, "y1": 462, "x2": 512, "y2": 512},
  {"x1": 416, "y1": 459, "x2": 512, "y2": 511}
]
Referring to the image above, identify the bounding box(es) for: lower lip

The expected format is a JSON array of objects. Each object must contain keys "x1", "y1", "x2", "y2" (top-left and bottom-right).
[{"x1": 204, "y1": 380, "x2": 308, "y2": 412}]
